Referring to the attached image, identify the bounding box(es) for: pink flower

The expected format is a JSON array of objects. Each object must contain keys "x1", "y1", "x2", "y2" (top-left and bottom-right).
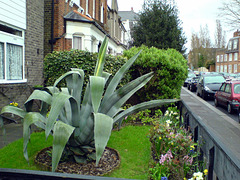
[{"x1": 159, "y1": 149, "x2": 173, "y2": 165}]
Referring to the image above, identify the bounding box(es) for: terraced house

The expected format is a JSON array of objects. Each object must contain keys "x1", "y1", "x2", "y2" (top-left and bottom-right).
[
  {"x1": 215, "y1": 30, "x2": 240, "y2": 73},
  {"x1": 0, "y1": 0, "x2": 127, "y2": 111},
  {"x1": 44, "y1": 0, "x2": 126, "y2": 56}
]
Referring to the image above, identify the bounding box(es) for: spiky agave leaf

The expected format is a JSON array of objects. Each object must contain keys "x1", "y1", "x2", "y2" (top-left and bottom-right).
[
  {"x1": 23, "y1": 112, "x2": 46, "y2": 161},
  {"x1": 94, "y1": 113, "x2": 113, "y2": 165},
  {"x1": 113, "y1": 99, "x2": 179, "y2": 126},
  {"x1": 99, "y1": 72, "x2": 153, "y2": 116},
  {"x1": 52, "y1": 121, "x2": 75, "y2": 172},
  {"x1": 94, "y1": 36, "x2": 109, "y2": 77}
]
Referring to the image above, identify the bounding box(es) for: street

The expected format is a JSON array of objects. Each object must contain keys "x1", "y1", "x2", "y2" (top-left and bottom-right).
[{"x1": 183, "y1": 87, "x2": 239, "y2": 123}]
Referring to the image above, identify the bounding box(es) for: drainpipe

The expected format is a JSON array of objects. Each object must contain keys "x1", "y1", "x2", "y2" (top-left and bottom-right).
[{"x1": 50, "y1": 0, "x2": 54, "y2": 52}]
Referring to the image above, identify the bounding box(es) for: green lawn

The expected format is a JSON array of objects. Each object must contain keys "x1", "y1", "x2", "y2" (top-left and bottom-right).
[{"x1": 0, "y1": 125, "x2": 151, "y2": 179}]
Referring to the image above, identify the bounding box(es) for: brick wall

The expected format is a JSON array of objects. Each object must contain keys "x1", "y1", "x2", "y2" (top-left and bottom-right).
[{"x1": 0, "y1": 0, "x2": 44, "y2": 110}]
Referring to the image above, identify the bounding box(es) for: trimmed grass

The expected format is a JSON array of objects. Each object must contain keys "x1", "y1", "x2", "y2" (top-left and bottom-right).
[
  {"x1": 106, "y1": 125, "x2": 151, "y2": 179},
  {"x1": 0, "y1": 125, "x2": 151, "y2": 179},
  {"x1": 0, "y1": 132, "x2": 53, "y2": 170}
]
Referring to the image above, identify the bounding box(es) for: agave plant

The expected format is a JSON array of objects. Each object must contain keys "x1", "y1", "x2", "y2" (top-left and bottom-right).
[{"x1": 0, "y1": 36, "x2": 178, "y2": 172}]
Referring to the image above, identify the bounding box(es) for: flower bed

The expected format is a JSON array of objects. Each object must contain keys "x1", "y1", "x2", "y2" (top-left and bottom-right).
[{"x1": 147, "y1": 107, "x2": 208, "y2": 180}]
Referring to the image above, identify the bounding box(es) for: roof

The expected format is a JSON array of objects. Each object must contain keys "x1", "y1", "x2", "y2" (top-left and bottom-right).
[
  {"x1": 64, "y1": 10, "x2": 107, "y2": 35},
  {"x1": 64, "y1": 10, "x2": 93, "y2": 22},
  {"x1": 118, "y1": 11, "x2": 139, "y2": 21}
]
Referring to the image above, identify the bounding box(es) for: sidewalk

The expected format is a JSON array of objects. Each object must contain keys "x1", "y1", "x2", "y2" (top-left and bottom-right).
[
  {"x1": 181, "y1": 87, "x2": 240, "y2": 167},
  {"x1": 0, "y1": 123, "x2": 23, "y2": 149}
]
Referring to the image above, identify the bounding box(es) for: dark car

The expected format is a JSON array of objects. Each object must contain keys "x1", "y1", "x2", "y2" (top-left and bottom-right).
[
  {"x1": 196, "y1": 74, "x2": 226, "y2": 100},
  {"x1": 214, "y1": 81, "x2": 240, "y2": 114},
  {"x1": 184, "y1": 73, "x2": 196, "y2": 87},
  {"x1": 187, "y1": 76, "x2": 200, "y2": 92}
]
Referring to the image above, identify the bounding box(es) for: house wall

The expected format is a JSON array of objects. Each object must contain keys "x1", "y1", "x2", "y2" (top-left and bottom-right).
[
  {"x1": 0, "y1": 0, "x2": 44, "y2": 111},
  {"x1": 44, "y1": 0, "x2": 110, "y2": 55},
  {"x1": 0, "y1": 0, "x2": 26, "y2": 30},
  {"x1": 44, "y1": 0, "x2": 125, "y2": 55},
  {"x1": 215, "y1": 31, "x2": 240, "y2": 73}
]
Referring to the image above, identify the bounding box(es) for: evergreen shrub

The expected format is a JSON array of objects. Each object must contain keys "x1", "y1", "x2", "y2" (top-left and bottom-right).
[
  {"x1": 44, "y1": 49, "x2": 130, "y2": 87},
  {"x1": 123, "y1": 45, "x2": 188, "y2": 102}
]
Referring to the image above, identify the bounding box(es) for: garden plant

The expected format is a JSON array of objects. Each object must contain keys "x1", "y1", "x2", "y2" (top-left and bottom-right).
[
  {"x1": 148, "y1": 107, "x2": 208, "y2": 180},
  {"x1": 0, "y1": 36, "x2": 178, "y2": 172}
]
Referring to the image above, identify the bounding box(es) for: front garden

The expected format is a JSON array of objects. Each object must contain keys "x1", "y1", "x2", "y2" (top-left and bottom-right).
[
  {"x1": 0, "y1": 36, "x2": 205, "y2": 179},
  {"x1": 0, "y1": 107, "x2": 208, "y2": 179}
]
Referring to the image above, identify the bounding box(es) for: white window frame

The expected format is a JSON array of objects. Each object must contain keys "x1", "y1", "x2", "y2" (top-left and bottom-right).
[
  {"x1": 233, "y1": 39, "x2": 238, "y2": 50},
  {"x1": 234, "y1": 53, "x2": 238, "y2": 61},
  {"x1": 234, "y1": 64, "x2": 238, "y2": 73},
  {"x1": 228, "y1": 65, "x2": 232, "y2": 73},
  {"x1": 228, "y1": 40, "x2": 232, "y2": 50},
  {"x1": 93, "y1": 0, "x2": 95, "y2": 18},
  {"x1": 72, "y1": 32, "x2": 84, "y2": 50},
  {"x1": 220, "y1": 55, "x2": 223, "y2": 62},
  {"x1": 220, "y1": 65, "x2": 223, "y2": 72},
  {"x1": 72, "y1": 34, "x2": 83, "y2": 50},
  {"x1": 0, "y1": 25, "x2": 26, "y2": 84},
  {"x1": 216, "y1": 65, "x2": 219, "y2": 72},
  {"x1": 224, "y1": 54, "x2": 227, "y2": 62},
  {"x1": 216, "y1": 55, "x2": 219, "y2": 62},
  {"x1": 224, "y1": 65, "x2": 227, "y2": 72},
  {"x1": 229, "y1": 53, "x2": 232, "y2": 61},
  {"x1": 86, "y1": 0, "x2": 89, "y2": 15}
]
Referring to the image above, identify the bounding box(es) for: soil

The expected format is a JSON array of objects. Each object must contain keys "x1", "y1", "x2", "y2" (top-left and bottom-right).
[{"x1": 35, "y1": 146, "x2": 121, "y2": 176}]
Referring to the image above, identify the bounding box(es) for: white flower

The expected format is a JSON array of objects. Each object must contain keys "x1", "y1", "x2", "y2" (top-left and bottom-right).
[
  {"x1": 193, "y1": 172, "x2": 203, "y2": 180},
  {"x1": 166, "y1": 120, "x2": 172, "y2": 126},
  {"x1": 165, "y1": 110, "x2": 169, "y2": 116}
]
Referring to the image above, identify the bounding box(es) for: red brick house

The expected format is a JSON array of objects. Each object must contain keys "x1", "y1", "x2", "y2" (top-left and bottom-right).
[{"x1": 44, "y1": 0, "x2": 127, "y2": 57}]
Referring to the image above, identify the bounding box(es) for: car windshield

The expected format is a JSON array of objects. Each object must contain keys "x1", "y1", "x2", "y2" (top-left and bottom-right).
[
  {"x1": 188, "y1": 73, "x2": 196, "y2": 78},
  {"x1": 234, "y1": 84, "x2": 240, "y2": 94},
  {"x1": 204, "y1": 76, "x2": 225, "y2": 84}
]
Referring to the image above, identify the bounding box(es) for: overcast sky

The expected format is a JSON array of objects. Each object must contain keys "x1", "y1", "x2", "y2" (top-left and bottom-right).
[{"x1": 114, "y1": 0, "x2": 235, "y2": 52}]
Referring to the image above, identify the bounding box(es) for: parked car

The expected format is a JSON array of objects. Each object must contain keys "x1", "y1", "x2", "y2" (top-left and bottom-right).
[
  {"x1": 197, "y1": 74, "x2": 226, "y2": 100},
  {"x1": 184, "y1": 73, "x2": 196, "y2": 87},
  {"x1": 187, "y1": 76, "x2": 200, "y2": 92},
  {"x1": 214, "y1": 80, "x2": 240, "y2": 114}
]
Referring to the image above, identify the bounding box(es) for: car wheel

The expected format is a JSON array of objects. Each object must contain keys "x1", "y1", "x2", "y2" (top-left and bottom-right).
[
  {"x1": 202, "y1": 91, "x2": 207, "y2": 100},
  {"x1": 238, "y1": 110, "x2": 240, "y2": 123},
  {"x1": 197, "y1": 91, "x2": 200, "y2": 96},
  {"x1": 214, "y1": 98, "x2": 218, "y2": 107},
  {"x1": 190, "y1": 85, "x2": 193, "y2": 92},
  {"x1": 227, "y1": 103, "x2": 233, "y2": 114}
]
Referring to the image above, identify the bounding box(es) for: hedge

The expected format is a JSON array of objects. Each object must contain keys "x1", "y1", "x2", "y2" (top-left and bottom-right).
[
  {"x1": 123, "y1": 45, "x2": 188, "y2": 103},
  {"x1": 44, "y1": 50, "x2": 130, "y2": 87}
]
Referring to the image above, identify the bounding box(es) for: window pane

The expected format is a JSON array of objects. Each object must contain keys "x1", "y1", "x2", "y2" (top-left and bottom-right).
[
  {"x1": 0, "y1": 42, "x2": 4, "y2": 79},
  {"x1": 6, "y1": 43, "x2": 23, "y2": 80},
  {"x1": 73, "y1": 36, "x2": 82, "y2": 50}
]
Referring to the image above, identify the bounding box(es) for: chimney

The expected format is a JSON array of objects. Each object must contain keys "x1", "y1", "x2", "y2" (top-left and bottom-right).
[
  {"x1": 233, "y1": 30, "x2": 240, "y2": 37},
  {"x1": 131, "y1": 7, "x2": 133, "y2": 11}
]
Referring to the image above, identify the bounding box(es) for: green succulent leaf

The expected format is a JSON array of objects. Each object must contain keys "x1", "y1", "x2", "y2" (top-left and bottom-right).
[
  {"x1": 94, "y1": 113, "x2": 113, "y2": 166},
  {"x1": 94, "y1": 36, "x2": 109, "y2": 77},
  {"x1": 100, "y1": 72, "x2": 153, "y2": 117},
  {"x1": 0, "y1": 106, "x2": 26, "y2": 118},
  {"x1": 52, "y1": 121, "x2": 75, "y2": 172},
  {"x1": 23, "y1": 112, "x2": 46, "y2": 162},
  {"x1": 24, "y1": 90, "x2": 52, "y2": 112},
  {"x1": 45, "y1": 92, "x2": 75, "y2": 139},
  {"x1": 90, "y1": 76, "x2": 105, "y2": 113},
  {"x1": 65, "y1": 69, "x2": 84, "y2": 105},
  {"x1": 101, "y1": 50, "x2": 142, "y2": 105},
  {"x1": 113, "y1": 99, "x2": 179, "y2": 125}
]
